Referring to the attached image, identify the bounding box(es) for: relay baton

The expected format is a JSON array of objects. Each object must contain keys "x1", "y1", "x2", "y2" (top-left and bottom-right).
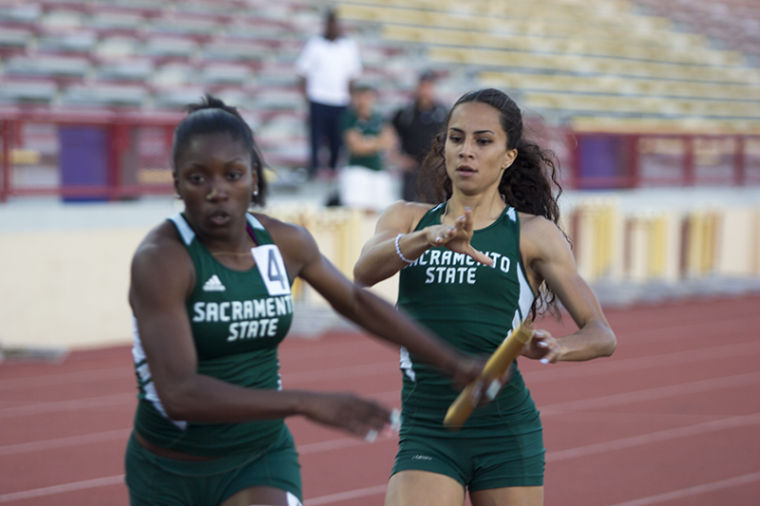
[{"x1": 443, "y1": 324, "x2": 534, "y2": 429}]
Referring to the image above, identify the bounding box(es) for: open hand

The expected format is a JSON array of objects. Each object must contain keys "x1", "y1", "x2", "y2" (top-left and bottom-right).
[
  {"x1": 303, "y1": 392, "x2": 392, "y2": 439},
  {"x1": 426, "y1": 207, "x2": 493, "y2": 266}
]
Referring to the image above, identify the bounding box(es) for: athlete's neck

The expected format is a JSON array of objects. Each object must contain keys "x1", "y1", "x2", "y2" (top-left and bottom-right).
[{"x1": 444, "y1": 192, "x2": 506, "y2": 229}]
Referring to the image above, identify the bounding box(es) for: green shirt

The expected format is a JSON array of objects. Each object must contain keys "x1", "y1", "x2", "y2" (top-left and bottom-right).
[
  {"x1": 397, "y1": 203, "x2": 540, "y2": 436},
  {"x1": 132, "y1": 212, "x2": 294, "y2": 456},
  {"x1": 341, "y1": 107, "x2": 385, "y2": 171}
]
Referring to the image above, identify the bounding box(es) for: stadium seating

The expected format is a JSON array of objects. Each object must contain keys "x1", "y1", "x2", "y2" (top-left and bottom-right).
[
  {"x1": 1, "y1": 0, "x2": 759, "y2": 164},
  {"x1": 0, "y1": 79, "x2": 58, "y2": 105},
  {"x1": 0, "y1": 26, "x2": 34, "y2": 56},
  {"x1": 631, "y1": 0, "x2": 760, "y2": 62},
  {"x1": 3, "y1": 54, "x2": 91, "y2": 80},
  {"x1": 59, "y1": 82, "x2": 148, "y2": 108},
  {"x1": 335, "y1": 0, "x2": 760, "y2": 134}
]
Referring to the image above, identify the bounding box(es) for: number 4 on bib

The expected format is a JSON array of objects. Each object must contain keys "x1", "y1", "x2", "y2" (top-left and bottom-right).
[{"x1": 251, "y1": 245, "x2": 291, "y2": 296}]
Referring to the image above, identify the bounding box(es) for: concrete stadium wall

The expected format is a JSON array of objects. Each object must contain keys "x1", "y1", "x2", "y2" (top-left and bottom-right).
[
  {"x1": 0, "y1": 199, "x2": 397, "y2": 350},
  {"x1": 1, "y1": 188, "x2": 759, "y2": 351}
]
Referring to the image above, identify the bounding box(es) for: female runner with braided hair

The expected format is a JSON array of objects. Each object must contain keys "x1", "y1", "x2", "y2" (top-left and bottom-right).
[{"x1": 354, "y1": 88, "x2": 617, "y2": 506}]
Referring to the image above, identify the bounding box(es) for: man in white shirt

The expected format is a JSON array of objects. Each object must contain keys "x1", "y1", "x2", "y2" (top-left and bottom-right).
[{"x1": 295, "y1": 9, "x2": 362, "y2": 179}]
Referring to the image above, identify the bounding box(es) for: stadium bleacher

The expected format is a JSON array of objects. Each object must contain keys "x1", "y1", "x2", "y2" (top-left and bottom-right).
[
  {"x1": 335, "y1": 0, "x2": 760, "y2": 133},
  {"x1": 0, "y1": 0, "x2": 757, "y2": 172},
  {"x1": 0, "y1": 0, "x2": 759, "y2": 341},
  {"x1": 631, "y1": 0, "x2": 760, "y2": 62},
  {"x1": 4, "y1": 0, "x2": 755, "y2": 150}
]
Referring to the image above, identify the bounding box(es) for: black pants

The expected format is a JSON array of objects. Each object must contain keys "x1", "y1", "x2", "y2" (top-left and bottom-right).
[
  {"x1": 401, "y1": 169, "x2": 419, "y2": 202},
  {"x1": 308, "y1": 101, "x2": 346, "y2": 175}
]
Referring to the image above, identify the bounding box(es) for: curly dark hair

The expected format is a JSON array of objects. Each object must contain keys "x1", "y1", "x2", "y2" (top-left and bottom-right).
[
  {"x1": 171, "y1": 93, "x2": 267, "y2": 206},
  {"x1": 418, "y1": 88, "x2": 564, "y2": 318}
]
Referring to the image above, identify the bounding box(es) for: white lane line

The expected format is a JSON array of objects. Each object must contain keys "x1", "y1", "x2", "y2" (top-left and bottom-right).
[
  {"x1": 2, "y1": 413, "x2": 756, "y2": 503},
  {"x1": 0, "y1": 429, "x2": 130, "y2": 456},
  {"x1": 2, "y1": 307, "x2": 757, "y2": 391},
  {"x1": 2, "y1": 356, "x2": 755, "y2": 420},
  {"x1": 525, "y1": 341, "x2": 760, "y2": 385},
  {"x1": 0, "y1": 475, "x2": 125, "y2": 503},
  {"x1": 608, "y1": 471, "x2": 760, "y2": 506},
  {"x1": 0, "y1": 373, "x2": 760, "y2": 455},
  {"x1": 0, "y1": 368, "x2": 126, "y2": 391},
  {"x1": 0, "y1": 339, "x2": 390, "y2": 390},
  {"x1": 0, "y1": 359, "x2": 395, "y2": 391},
  {"x1": 540, "y1": 371, "x2": 760, "y2": 414},
  {"x1": 549, "y1": 413, "x2": 760, "y2": 462},
  {"x1": 0, "y1": 393, "x2": 135, "y2": 418},
  {"x1": 602, "y1": 311, "x2": 760, "y2": 346},
  {"x1": 0, "y1": 422, "x2": 400, "y2": 458},
  {"x1": 0, "y1": 386, "x2": 400, "y2": 419},
  {"x1": 299, "y1": 431, "x2": 395, "y2": 456},
  {"x1": 4, "y1": 339, "x2": 759, "y2": 419},
  {"x1": 2, "y1": 352, "x2": 751, "y2": 420}
]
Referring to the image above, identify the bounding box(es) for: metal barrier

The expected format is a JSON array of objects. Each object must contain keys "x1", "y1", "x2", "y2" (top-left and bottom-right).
[
  {"x1": 0, "y1": 106, "x2": 181, "y2": 202},
  {"x1": 2, "y1": 106, "x2": 760, "y2": 203}
]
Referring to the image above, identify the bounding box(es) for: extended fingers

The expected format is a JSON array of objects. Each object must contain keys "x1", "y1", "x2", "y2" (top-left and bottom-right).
[
  {"x1": 455, "y1": 207, "x2": 474, "y2": 231},
  {"x1": 432, "y1": 225, "x2": 456, "y2": 245},
  {"x1": 469, "y1": 247, "x2": 494, "y2": 266}
]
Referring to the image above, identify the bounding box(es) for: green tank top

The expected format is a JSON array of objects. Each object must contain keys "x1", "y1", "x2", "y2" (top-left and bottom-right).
[
  {"x1": 132, "y1": 212, "x2": 294, "y2": 456},
  {"x1": 397, "y1": 203, "x2": 539, "y2": 436},
  {"x1": 341, "y1": 108, "x2": 385, "y2": 171}
]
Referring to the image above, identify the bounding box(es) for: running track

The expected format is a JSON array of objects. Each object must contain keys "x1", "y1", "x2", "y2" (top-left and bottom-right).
[{"x1": 1, "y1": 295, "x2": 759, "y2": 505}]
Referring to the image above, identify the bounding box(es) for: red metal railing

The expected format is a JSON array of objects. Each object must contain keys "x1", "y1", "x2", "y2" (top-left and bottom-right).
[{"x1": 1, "y1": 106, "x2": 758, "y2": 203}]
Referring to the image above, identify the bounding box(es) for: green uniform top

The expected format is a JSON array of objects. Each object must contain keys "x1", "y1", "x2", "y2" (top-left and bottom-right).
[
  {"x1": 131, "y1": 212, "x2": 294, "y2": 457},
  {"x1": 340, "y1": 108, "x2": 385, "y2": 171},
  {"x1": 397, "y1": 203, "x2": 539, "y2": 437}
]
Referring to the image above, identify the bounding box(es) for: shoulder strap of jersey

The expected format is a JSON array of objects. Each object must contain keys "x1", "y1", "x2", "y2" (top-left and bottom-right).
[
  {"x1": 246, "y1": 212, "x2": 275, "y2": 246},
  {"x1": 168, "y1": 213, "x2": 195, "y2": 246},
  {"x1": 413, "y1": 203, "x2": 446, "y2": 231}
]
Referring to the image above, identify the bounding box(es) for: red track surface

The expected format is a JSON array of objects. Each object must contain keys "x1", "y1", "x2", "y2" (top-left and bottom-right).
[{"x1": 1, "y1": 295, "x2": 759, "y2": 505}]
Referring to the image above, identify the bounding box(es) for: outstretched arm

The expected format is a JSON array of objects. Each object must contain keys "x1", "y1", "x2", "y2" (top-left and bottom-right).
[
  {"x1": 277, "y1": 218, "x2": 482, "y2": 387},
  {"x1": 520, "y1": 215, "x2": 617, "y2": 363}
]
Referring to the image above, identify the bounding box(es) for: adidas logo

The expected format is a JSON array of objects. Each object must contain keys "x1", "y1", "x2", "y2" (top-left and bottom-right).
[{"x1": 202, "y1": 274, "x2": 226, "y2": 292}]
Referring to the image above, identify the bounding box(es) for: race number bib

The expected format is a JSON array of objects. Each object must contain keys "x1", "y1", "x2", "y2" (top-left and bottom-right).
[{"x1": 251, "y1": 245, "x2": 291, "y2": 296}]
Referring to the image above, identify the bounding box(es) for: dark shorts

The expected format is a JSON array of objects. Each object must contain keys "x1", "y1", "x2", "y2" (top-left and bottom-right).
[
  {"x1": 125, "y1": 426, "x2": 302, "y2": 506},
  {"x1": 391, "y1": 428, "x2": 545, "y2": 491}
]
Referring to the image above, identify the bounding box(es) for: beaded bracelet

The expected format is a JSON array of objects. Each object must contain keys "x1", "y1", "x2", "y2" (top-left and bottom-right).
[{"x1": 394, "y1": 233, "x2": 415, "y2": 265}]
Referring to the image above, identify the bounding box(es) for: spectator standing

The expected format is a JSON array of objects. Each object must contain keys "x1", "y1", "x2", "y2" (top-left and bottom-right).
[
  {"x1": 295, "y1": 9, "x2": 362, "y2": 179},
  {"x1": 391, "y1": 71, "x2": 448, "y2": 202}
]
